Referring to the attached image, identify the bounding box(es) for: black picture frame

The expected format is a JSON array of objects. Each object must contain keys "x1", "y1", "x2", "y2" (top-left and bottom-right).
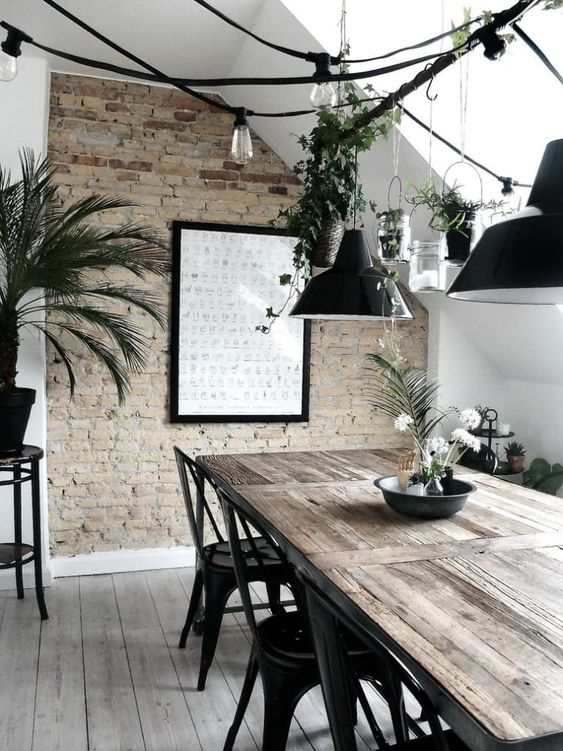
[{"x1": 170, "y1": 221, "x2": 310, "y2": 423}]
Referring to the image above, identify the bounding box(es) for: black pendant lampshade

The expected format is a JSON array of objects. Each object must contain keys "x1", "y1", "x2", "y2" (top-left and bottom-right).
[
  {"x1": 289, "y1": 228, "x2": 413, "y2": 320},
  {"x1": 447, "y1": 139, "x2": 563, "y2": 303}
]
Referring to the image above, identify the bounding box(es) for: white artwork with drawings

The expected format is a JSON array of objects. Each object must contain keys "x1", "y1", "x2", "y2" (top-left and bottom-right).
[{"x1": 176, "y1": 227, "x2": 307, "y2": 418}]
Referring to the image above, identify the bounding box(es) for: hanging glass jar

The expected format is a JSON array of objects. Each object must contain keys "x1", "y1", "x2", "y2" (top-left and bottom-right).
[
  {"x1": 376, "y1": 177, "x2": 410, "y2": 264},
  {"x1": 408, "y1": 241, "x2": 445, "y2": 292},
  {"x1": 376, "y1": 209, "x2": 411, "y2": 263}
]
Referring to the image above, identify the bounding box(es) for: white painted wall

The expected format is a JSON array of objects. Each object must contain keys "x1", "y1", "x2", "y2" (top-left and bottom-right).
[
  {"x1": 415, "y1": 280, "x2": 563, "y2": 469},
  {"x1": 0, "y1": 56, "x2": 51, "y2": 589}
]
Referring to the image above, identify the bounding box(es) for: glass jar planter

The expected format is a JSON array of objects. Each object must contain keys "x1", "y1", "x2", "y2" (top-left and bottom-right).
[
  {"x1": 376, "y1": 210, "x2": 411, "y2": 264},
  {"x1": 408, "y1": 241, "x2": 445, "y2": 292}
]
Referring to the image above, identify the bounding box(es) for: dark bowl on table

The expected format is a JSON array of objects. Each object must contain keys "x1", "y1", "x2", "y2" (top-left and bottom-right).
[{"x1": 373, "y1": 475, "x2": 477, "y2": 519}]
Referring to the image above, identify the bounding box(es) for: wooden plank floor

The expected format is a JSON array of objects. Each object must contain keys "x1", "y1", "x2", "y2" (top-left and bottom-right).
[{"x1": 0, "y1": 568, "x2": 391, "y2": 751}]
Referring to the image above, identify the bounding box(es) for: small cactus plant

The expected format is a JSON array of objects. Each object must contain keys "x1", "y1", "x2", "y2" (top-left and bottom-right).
[{"x1": 505, "y1": 441, "x2": 526, "y2": 457}]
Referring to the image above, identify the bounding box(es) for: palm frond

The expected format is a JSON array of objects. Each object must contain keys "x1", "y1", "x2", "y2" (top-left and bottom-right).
[
  {"x1": 0, "y1": 149, "x2": 169, "y2": 398},
  {"x1": 41, "y1": 322, "x2": 132, "y2": 404},
  {"x1": 366, "y1": 353, "x2": 449, "y2": 442}
]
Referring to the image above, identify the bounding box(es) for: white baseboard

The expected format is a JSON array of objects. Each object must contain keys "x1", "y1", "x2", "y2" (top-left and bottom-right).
[
  {"x1": 0, "y1": 564, "x2": 53, "y2": 591},
  {"x1": 51, "y1": 545, "x2": 196, "y2": 578}
]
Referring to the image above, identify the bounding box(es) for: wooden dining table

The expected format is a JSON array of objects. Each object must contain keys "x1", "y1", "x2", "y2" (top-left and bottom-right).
[{"x1": 198, "y1": 447, "x2": 563, "y2": 751}]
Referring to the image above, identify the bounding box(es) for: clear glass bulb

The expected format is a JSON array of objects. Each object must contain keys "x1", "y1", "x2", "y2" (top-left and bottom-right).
[
  {"x1": 230, "y1": 124, "x2": 253, "y2": 164},
  {"x1": 310, "y1": 81, "x2": 336, "y2": 110},
  {"x1": 0, "y1": 50, "x2": 17, "y2": 82}
]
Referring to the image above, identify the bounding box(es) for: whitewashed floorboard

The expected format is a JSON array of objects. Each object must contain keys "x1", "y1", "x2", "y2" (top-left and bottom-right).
[
  {"x1": 32, "y1": 577, "x2": 88, "y2": 751},
  {"x1": 145, "y1": 568, "x2": 257, "y2": 751},
  {"x1": 0, "y1": 567, "x2": 400, "y2": 750},
  {"x1": 0, "y1": 591, "x2": 42, "y2": 751},
  {"x1": 113, "y1": 571, "x2": 201, "y2": 751},
  {"x1": 80, "y1": 574, "x2": 145, "y2": 751}
]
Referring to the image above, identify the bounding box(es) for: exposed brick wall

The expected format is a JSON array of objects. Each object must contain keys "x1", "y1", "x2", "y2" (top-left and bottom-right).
[{"x1": 46, "y1": 73, "x2": 428, "y2": 556}]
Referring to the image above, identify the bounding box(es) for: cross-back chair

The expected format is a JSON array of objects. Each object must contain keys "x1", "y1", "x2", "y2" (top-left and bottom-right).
[
  {"x1": 174, "y1": 446, "x2": 287, "y2": 691},
  {"x1": 218, "y1": 487, "x2": 428, "y2": 751}
]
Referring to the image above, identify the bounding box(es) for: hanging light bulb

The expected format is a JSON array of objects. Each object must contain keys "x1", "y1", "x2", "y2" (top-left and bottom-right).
[
  {"x1": 0, "y1": 23, "x2": 31, "y2": 82},
  {"x1": 310, "y1": 53, "x2": 336, "y2": 111},
  {"x1": 230, "y1": 108, "x2": 253, "y2": 165}
]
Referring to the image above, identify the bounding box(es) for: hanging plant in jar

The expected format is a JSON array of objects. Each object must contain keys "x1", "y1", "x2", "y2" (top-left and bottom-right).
[
  {"x1": 376, "y1": 207, "x2": 410, "y2": 263},
  {"x1": 408, "y1": 180, "x2": 503, "y2": 264}
]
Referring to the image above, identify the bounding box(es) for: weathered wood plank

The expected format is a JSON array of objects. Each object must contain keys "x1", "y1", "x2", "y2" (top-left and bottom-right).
[
  {"x1": 309, "y1": 529, "x2": 563, "y2": 569},
  {"x1": 145, "y1": 567, "x2": 257, "y2": 750},
  {"x1": 80, "y1": 574, "x2": 146, "y2": 751},
  {"x1": 0, "y1": 593, "x2": 42, "y2": 751},
  {"x1": 199, "y1": 448, "x2": 563, "y2": 747},
  {"x1": 112, "y1": 572, "x2": 201, "y2": 751},
  {"x1": 32, "y1": 578, "x2": 88, "y2": 751}
]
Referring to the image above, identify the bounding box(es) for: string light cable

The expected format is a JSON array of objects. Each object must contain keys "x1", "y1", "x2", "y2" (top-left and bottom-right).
[
  {"x1": 14, "y1": 19, "x2": 475, "y2": 89},
  {"x1": 191, "y1": 0, "x2": 482, "y2": 66},
  {"x1": 402, "y1": 106, "x2": 531, "y2": 193},
  {"x1": 0, "y1": 0, "x2": 551, "y2": 169},
  {"x1": 512, "y1": 21, "x2": 563, "y2": 85}
]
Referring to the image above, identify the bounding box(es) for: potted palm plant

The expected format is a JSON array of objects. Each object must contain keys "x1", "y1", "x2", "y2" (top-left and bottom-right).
[{"x1": 0, "y1": 150, "x2": 169, "y2": 455}]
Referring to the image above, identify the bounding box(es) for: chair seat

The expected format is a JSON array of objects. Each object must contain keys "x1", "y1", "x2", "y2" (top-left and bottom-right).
[
  {"x1": 205, "y1": 537, "x2": 282, "y2": 568},
  {"x1": 258, "y1": 610, "x2": 389, "y2": 665},
  {"x1": 258, "y1": 611, "x2": 315, "y2": 659}
]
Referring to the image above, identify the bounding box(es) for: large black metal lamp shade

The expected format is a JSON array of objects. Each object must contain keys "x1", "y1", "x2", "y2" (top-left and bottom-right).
[
  {"x1": 289, "y1": 229, "x2": 413, "y2": 320},
  {"x1": 447, "y1": 139, "x2": 563, "y2": 303}
]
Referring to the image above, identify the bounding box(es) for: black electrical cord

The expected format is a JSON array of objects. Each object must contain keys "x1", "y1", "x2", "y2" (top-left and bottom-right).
[
  {"x1": 191, "y1": 0, "x2": 339, "y2": 64},
  {"x1": 512, "y1": 22, "x2": 563, "y2": 85},
  {"x1": 39, "y1": 0, "x2": 235, "y2": 113},
  {"x1": 402, "y1": 106, "x2": 531, "y2": 190},
  {"x1": 344, "y1": 16, "x2": 481, "y2": 63},
  {"x1": 28, "y1": 16, "x2": 471, "y2": 89},
  {"x1": 192, "y1": 0, "x2": 480, "y2": 66}
]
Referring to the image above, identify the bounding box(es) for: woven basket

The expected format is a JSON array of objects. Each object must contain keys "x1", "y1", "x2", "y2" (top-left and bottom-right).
[{"x1": 310, "y1": 219, "x2": 345, "y2": 268}]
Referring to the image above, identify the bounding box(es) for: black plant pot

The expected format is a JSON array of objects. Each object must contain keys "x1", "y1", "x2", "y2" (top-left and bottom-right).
[
  {"x1": 0, "y1": 388, "x2": 36, "y2": 456},
  {"x1": 445, "y1": 213, "x2": 476, "y2": 264}
]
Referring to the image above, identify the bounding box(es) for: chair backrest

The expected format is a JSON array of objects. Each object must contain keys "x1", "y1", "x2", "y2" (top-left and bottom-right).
[
  {"x1": 218, "y1": 486, "x2": 287, "y2": 641},
  {"x1": 173, "y1": 446, "x2": 225, "y2": 558},
  {"x1": 297, "y1": 568, "x2": 452, "y2": 751}
]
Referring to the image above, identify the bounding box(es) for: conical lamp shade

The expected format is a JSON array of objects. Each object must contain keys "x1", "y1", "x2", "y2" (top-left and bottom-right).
[
  {"x1": 447, "y1": 139, "x2": 563, "y2": 303},
  {"x1": 290, "y1": 229, "x2": 413, "y2": 320}
]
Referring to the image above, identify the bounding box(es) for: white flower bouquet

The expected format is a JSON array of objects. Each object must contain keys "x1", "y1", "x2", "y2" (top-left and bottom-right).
[{"x1": 367, "y1": 354, "x2": 482, "y2": 494}]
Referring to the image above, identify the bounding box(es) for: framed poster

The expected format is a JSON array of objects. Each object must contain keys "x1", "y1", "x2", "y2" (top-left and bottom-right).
[{"x1": 170, "y1": 221, "x2": 310, "y2": 423}]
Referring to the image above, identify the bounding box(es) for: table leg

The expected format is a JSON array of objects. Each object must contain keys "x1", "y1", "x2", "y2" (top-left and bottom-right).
[
  {"x1": 31, "y1": 458, "x2": 48, "y2": 620},
  {"x1": 306, "y1": 591, "x2": 358, "y2": 751},
  {"x1": 194, "y1": 466, "x2": 206, "y2": 631},
  {"x1": 13, "y1": 464, "x2": 24, "y2": 600}
]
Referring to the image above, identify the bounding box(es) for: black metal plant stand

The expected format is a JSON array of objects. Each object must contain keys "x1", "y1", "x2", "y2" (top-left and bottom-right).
[{"x1": 0, "y1": 446, "x2": 48, "y2": 620}]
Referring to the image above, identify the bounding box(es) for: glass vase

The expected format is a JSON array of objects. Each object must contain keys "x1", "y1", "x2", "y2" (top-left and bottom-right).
[{"x1": 424, "y1": 476, "x2": 444, "y2": 496}]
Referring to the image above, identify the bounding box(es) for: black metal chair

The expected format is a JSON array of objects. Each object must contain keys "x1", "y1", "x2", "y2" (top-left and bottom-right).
[
  {"x1": 219, "y1": 487, "x2": 423, "y2": 751},
  {"x1": 299, "y1": 568, "x2": 470, "y2": 751},
  {"x1": 174, "y1": 446, "x2": 288, "y2": 691}
]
